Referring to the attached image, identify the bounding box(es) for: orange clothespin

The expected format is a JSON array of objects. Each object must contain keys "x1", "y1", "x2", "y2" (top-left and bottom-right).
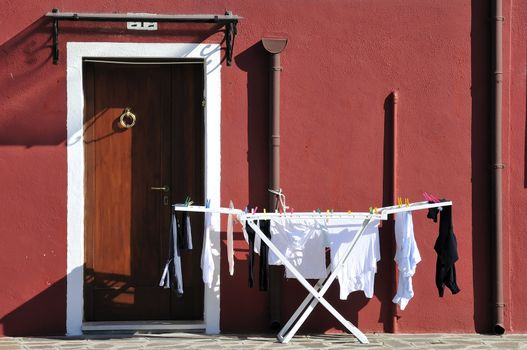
[
  {"x1": 374, "y1": 207, "x2": 378, "y2": 214},
  {"x1": 397, "y1": 197, "x2": 403, "y2": 208},
  {"x1": 405, "y1": 198, "x2": 410, "y2": 207}
]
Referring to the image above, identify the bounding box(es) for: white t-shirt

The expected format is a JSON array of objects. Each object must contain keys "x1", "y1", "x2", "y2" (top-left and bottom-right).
[
  {"x1": 201, "y1": 212, "x2": 214, "y2": 287},
  {"x1": 268, "y1": 218, "x2": 327, "y2": 279},
  {"x1": 392, "y1": 211, "x2": 421, "y2": 310},
  {"x1": 325, "y1": 218, "x2": 381, "y2": 300}
]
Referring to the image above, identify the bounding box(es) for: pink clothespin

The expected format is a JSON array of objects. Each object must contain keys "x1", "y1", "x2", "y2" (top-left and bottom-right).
[{"x1": 423, "y1": 192, "x2": 440, "y2": 203}]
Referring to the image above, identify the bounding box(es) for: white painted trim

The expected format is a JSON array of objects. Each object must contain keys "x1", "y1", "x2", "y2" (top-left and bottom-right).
[{"x1": 66, "y1": 42, "x2": 221, "y2": 336}]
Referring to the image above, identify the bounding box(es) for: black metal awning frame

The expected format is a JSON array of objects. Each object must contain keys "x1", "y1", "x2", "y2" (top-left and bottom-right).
[{"x1": 46, "y1": 9, "x2": 241, "y2": 66}]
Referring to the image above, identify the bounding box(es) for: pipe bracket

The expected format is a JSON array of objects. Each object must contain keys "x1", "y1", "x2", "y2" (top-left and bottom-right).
[{"x1": 493, "y1": 164, "x2": 505, "y2": 169}]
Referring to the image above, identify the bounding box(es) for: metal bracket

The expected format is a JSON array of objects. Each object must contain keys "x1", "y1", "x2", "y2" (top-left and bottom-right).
[
  {"x1": 46, "y1": 9, "x2": 241, "y2": 66},
  {"x1": 224, "y1": 11, "x2": 238, "y2": 66},
  {"x1": 52, "y1": 9, "x2": 59, "y2": 64}
]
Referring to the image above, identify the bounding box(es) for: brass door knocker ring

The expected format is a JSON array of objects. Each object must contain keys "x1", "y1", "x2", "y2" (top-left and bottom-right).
[{"x1": 119, "y1": 108, "x2": 136, "y2": 129}]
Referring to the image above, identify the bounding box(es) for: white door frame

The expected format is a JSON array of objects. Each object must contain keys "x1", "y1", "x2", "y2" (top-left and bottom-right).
[{"x1": 66, "y1": 42, "x2": 222, "y2": 335}]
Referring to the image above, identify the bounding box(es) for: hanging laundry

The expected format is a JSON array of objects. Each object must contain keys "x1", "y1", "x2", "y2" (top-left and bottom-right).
[
  {"x1": 227, "y1": 201, "x2": 235, "y2": 276},
  {"x1": 392, "y1": 212, "x2": 421, "y2": 310},
  {"x1": 245, "y1": 220, "x2": 271, "y2": 289},
  {"x1": 427, "y1": 202, "x2": 461, "y2": 297},
  {"x1": 160, "y1": 213, "x2": 192, "y2": 296},
  {"x1": 325, "y1": 218, "x2": 381, "y2": 300},
  {"x1": 268, "y1": 218, "x2": 327, "y2": 279},
  {"x1": 258, "y1": 220, "x2": 272, "y2": 291},
  {"x1": 179, "y1": 212, "x2": 193, "y2": 250},
  {"x1": 201, "y1": 211, "x2": 214, "y2": 288},
  {"x1": 245, "y1": 221, "x2": 257, "y2": 288}
]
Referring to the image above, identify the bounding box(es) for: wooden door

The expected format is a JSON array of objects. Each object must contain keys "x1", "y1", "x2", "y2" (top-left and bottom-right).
[{"x1": 83, "y1": 61, "x2": 204, "y2": 321}]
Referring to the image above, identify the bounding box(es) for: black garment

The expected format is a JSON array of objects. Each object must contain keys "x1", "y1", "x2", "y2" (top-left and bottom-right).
[
  {"x1": 160, "y1": 213, "x2": 193, "y2": 297},
  {"x1": 246, "y1": 222, "x2": 256, "y2": 288},
  {"x1": 178, "y1": 212, "x2": 193, "y2": 250},
  {"x1": 245, "y1": 220, "x2": 271, "y2": 290},
  {"x1": 427, "y1": 202, "x2": 461, "y2": 297},
  {"x1": 258, "y1": 220, "x2": 271, "y2": 291}
]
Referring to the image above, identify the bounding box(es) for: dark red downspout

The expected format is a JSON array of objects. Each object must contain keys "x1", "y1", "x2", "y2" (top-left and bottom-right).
[
  {"x1": 262, "y1": 37, "x2": 288, "y2": 328},
  {"x1": 492, "y1": 0, "x2": 505, "y2": 335},
  {"x1": 392, "y1": 91, "x2": 399, "y2": 334}
]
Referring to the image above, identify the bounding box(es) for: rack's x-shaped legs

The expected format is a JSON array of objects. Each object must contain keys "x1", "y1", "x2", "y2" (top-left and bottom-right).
[{"x1": 246, "y1": 218, "x2": 373, "y2": 344}]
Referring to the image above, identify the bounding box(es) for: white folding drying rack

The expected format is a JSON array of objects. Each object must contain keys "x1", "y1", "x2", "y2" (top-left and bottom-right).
[{"x1": 174, "y1": 200, "x2": 452, "y2": 344}]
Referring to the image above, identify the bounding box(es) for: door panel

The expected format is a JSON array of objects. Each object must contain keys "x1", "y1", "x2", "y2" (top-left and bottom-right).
[
  {"x1": 170, "y1": 64, "x2": 205, "y2": 319},
  {"x1": 83, "y1": 61, "x2": 204, "y2": 321}
]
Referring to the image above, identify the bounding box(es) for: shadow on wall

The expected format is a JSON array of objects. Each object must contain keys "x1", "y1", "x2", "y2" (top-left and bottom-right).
[
  {"x1": 376, "y1": 94, "x2": 397, "y2": 332},
  {"x1": 470, "y1": 0, "x2": 492, "y2": 333},
  {"x1": 0, "y1": 274, "x2": 66, "y2": 336},
  {"x1": 234, "y1": 42, "x2": 269, "y2": 210},
  {"x1": 0, "y1": 16, "x2": 67, "y2": 147},
  {"x1": 525, "y1": 74, "x2": 527, "y2": 188}
]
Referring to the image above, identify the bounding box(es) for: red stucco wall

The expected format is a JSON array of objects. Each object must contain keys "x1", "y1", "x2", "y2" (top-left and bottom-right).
[{"x1": 1, "y1": 0, "x2": 526, "y2": 336}]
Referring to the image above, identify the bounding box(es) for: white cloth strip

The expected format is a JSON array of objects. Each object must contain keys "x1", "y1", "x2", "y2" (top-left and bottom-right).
[{"x1": 227, "y1": 201, "x2": 235, "y2": 276}]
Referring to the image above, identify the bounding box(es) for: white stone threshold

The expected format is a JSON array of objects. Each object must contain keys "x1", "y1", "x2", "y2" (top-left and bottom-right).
[{"x1": 82, "y1": 320, "x2": 206, "y2": 332}]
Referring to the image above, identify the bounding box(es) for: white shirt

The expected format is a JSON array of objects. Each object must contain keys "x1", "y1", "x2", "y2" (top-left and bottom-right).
[
  {"x1": 268, "y1": 218, "x2": 327, "y2": 279},
  {"x1": 201, "y1": 212, "x2": 214, "y2": 287},
  {"x1": 227, "y1": 208, "x2": 235, "y2": 276},
  {"x1": 325, "y1": 218, "x2": 381, "y2": 300},
  {"x1": 392, "y1": 211, "x2": 421, "y2": 310}
]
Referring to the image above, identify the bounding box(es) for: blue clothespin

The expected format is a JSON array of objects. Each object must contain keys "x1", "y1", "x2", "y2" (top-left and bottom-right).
[{"x1": 205, "y1": 199, "x2": 211, "y2": 208}]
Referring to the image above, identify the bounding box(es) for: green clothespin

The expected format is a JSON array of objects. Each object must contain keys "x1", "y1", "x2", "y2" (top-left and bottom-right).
[{"x1": 184, "y1": 196, "x2": 193, "y2": 207}]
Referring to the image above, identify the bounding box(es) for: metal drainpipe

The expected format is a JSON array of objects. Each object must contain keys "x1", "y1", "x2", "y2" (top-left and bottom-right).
[
  {"x1": 392, "y1": 90, "x2": 399, "y2": 334},
  {"x1": 262, "y1": 37, "x2": 288, "y2": 328},
  {"x1": 492, "y1": 0, "x2": 505, "y2": 335}
]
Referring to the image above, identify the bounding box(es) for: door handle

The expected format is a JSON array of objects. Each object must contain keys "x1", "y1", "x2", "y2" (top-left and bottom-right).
[{"x1": 150, "y1": 185, "x2": 170, "y2": 192}]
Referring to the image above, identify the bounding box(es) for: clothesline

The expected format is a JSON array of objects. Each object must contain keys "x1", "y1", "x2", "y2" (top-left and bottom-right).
[{"x1": 173, "y1": 200, "x2": 452, "y2": 221}]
